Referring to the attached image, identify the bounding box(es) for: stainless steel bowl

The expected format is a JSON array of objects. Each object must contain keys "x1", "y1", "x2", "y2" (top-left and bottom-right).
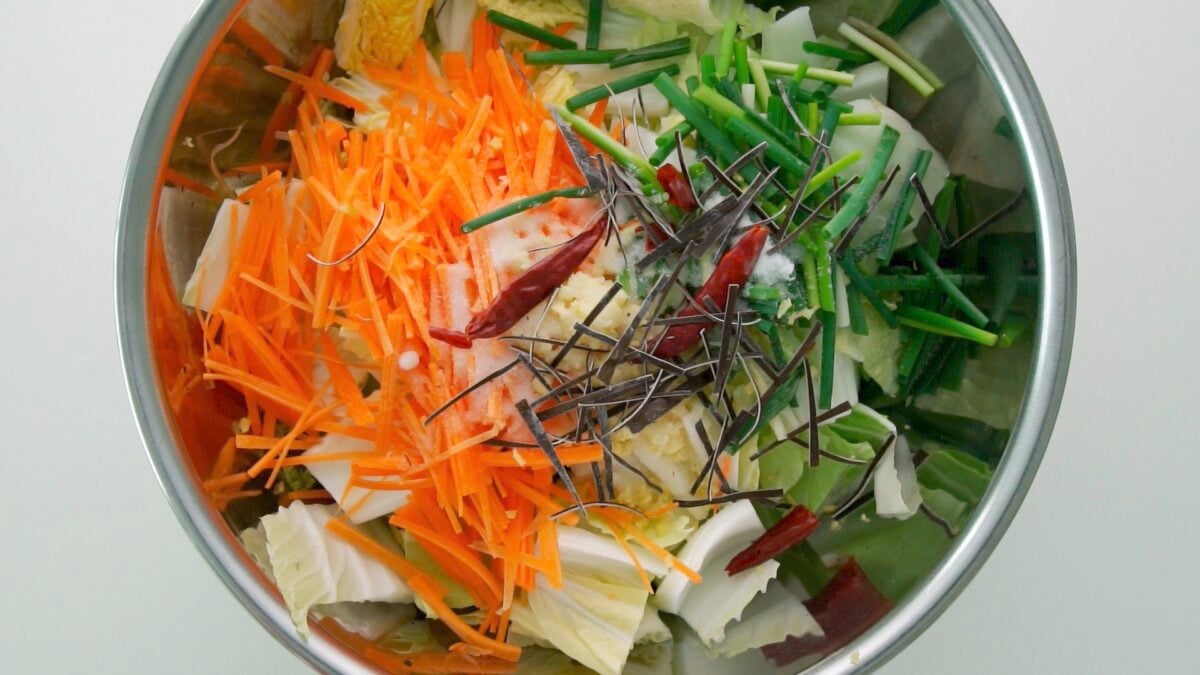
[{"x1": 116, "y1": 1, "x2": 1075, "y2": 672}]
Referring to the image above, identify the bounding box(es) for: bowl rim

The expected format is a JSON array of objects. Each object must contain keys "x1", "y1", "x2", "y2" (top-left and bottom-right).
[{"x1": 115, "y1": 1, "x2": 1075, "y2": 672}]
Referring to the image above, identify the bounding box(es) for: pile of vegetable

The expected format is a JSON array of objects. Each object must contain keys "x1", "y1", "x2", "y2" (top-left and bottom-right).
[{"x1": 159, "y1": 0, "x2": 1036, "y2": 672}]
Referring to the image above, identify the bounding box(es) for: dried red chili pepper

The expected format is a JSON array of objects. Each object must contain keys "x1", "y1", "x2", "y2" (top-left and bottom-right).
[
  {"x1": 430, "y1": 216, "x2": 609, "y2": 348},
  {"x1": 652, "y1": 225, "x2": 770, "y2": 359},
  {"x1": 761, "y1": 559, "x2": 892, "y2": 666},
  {"x1": 428, "y1": 326, "x2": 473, "y2": 349},
  {"x1": 726, "y1": 505, "x2": 820, "y2": 576},
  {"x1": 656, "y1": 164, "x2": 698, "y2": 211}
]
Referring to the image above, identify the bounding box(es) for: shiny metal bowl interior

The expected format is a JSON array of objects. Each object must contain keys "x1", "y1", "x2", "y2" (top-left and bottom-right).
[{"x1": 116, "y1": 1, "x2": 1075, "y2": 672}]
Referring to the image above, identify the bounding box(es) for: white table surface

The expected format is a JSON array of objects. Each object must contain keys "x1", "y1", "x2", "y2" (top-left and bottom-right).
[{"x1": 2, "y1": 0, "x2": 1196, "y2": 672}]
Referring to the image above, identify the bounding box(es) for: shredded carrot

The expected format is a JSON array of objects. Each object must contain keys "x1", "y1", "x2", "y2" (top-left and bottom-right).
[
  {"x1": 348, "y1": 477, "x2": 433, "y2": 491},
  {"x1": 390, "y1": 514, "x2": 502, "y2": 608},
  {"x1": 588, "y1": 97, "x2": 609, "y2": 129},
  {"x1": 318, "y1": 333, "x2": 374, "y2": 426},
  {"x1": 279, "y1": 489, "x2": 334, "y2": 506},
  {"x1": 531, "y1": 120, "x2": 557, "y2": 192},
  {"x1": 229, "y1": 20, "x2": 285, "y2": 68},
  {"x1": 263, "y1": 65, "x2": 370, "y2": 111},
  {"x1": 209, "y1": 437, "x2": 237, "y2": 480},
  {"x1": 310, "y1": 422, "x2": 376, "y2": 441},
  {"x1": 327, "y1": 516, "x2": 443, "y2": 587},
  {"x1": 619, "y1": 520, "x2": 703, "y2": 585},
  {"x1": 180, "y1": 20, "x2": 612, "y2": 661},
  {"x1": 235, "y1": 434, "x2": 319, "y2": 451},
  {"x1": 644, "y1": 502, "x2": 680, "y2": 519},
  {"x1": 246, "y1": 398, "x2": 322, "y2": 477},
  {"x1": 413, "y1": 574, "x2": 520, "y2": 661},
  {"x1": 203, "y1": 471, "x2": 250, "y2": 492},
  {"x1": 597, "y1": 513, "x2": 652, "y2": 594},
  {"x1": 163, "y1": 168, "x2": 218, "y2": 200},
  {"x1": 237, "y1": 272, "x2": 313, "y2": 312},
  {"x1": 227, "y1": 162, "x2": 292, "y2": 175},
  {"x1": 213, "y1": 489, "x2": 265, "y2": 507},
  {"x1": 477, "y1": 444, "x2": 603, "y2": 469},
  {"x1": 536, "y1": 518, "x2": 563, "y2": 590}
]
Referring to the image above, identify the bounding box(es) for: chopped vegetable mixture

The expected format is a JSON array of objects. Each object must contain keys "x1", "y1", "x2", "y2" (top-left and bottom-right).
[{"x1": 161, "y1": 0, "x2": 1036, "y2": 672}]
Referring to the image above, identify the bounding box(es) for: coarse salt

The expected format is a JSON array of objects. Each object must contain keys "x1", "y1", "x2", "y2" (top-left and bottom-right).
[{"x1": 397, "y1": 350, "x2": 420, "y2": 371}]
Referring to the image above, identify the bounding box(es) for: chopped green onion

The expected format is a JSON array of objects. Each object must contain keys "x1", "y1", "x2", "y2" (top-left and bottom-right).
[
  {"x1": 649, "y1": 119, "x2": 691, "y2": 166},
  {"x1": 837, "y1": 257, "x2": 898, "y2": 328},
  {"x1": 792, "y1": 99, "x2": 814, "y2": 156},
  {"x1": 803, "y1": 41, "x2": 873, "y2": 64},
  {"x1": 996, "y1": 314, "x2": 1031, "y2": 348},
  {"x1": 824, "y1": 125, "x2": 901, "y2": 237},
  {"x1": 865, "y1": 273, "x2": 1031, "y2": 293},
  {"x1": 801, "y1": 251, "x2": 820, "y2": 311},
  {"x1": 807, "y1": 101, "x2": 821, "y2": 137},
  {"x1": 770, "y1": 77, "x2": 815, "y2": 104},
  {"x1": 700, "y1": 54, "x2": 717, "y2": 86},
  {"x1": 897, "y1": 327, "x2": 929, "y2": 384},
  {"x1": 726, "y1": 117, "x2": 809, "y2": 178},
  {"x1": 935, "y1": 341, "x2": 969, "y2": 390},
  {"x1": 953, "y1": 178, "x2": 975, "y2": 254},
  {"x1": 716, "y1": 19, "x2": 738, "y2": 77},
  {"x1": 837, "y1": 23, "x2": 935, "y2": 97},
  {"x1": 984, "y1": 236, "x2": 1023, "y2": 324},
  {"x1": 813, "y1": 233, "x2": 836, "y2": 313},
  {"x1": 762, "y1": 322, "x2": 788, "y2": 365},
  {"x1": 909, "y1": 245, "x2": 990, "y2": 328},
  {"x1": 878, "y1": 149, "x2": 932, "y2": 262},
  {"x1": 648, "y1": 141, "x2": 676, "y2": 167},
  {"x1": 565, "y1": 63, "x2": 681, "y2": 111},
  {"x1": 738, "y1": 83, "x2": 757, "y2": 110},
  {"x1": 652, "y1": 74, "x2": 743, "y2": 166},
  {"x1": 767, "y1": 97, "x2": 789, "y2": 135},
  {"x1": 805, "y1": 150, "x2": 862, "y2": 197},
  {"x1": 925, "y1": 177, "x2": 959, "y2": 257},
  {"x1": 896, "y1": 306, "x2": 999, "y2": 346},
  {"x1": 524, "y1": 48, "x2": 625, "y2": 66},
  {"x1": 817, "y1": 99, "x2": 843, "y2": 146},
  {"x1": 791, "y1": 60, "x2": 809, "y2": 84},
  {"x1": 734, "y1": 40, "x2": 751, "y2": 85},
  {"x1": 869, "y1": 274, "x2": 958, "y2": 292},
  {"x1": 748, "y1": 54, "x2": 772, "y2": 111},
  {"x1": 814, "y1": 59, "x2": 857, "y2": 100},
  {"x1": 846, "y1": 280, "x2": 869, "y2": 335},
  {"x1": 733, "y1": 363, "x2": 807, "y2": 444},
  {"x1": 907, "y1": 332, "x2": 951, "y2": 396},
  {"x1": 586, "y1": 0, "x2": 603, "y2": 50},
  {"x1": 654, "y1": 119, "x2": 693, "y2": 147},
  {"x1": 847, "y1": 18, "x2": 944, "y2": 90},
  {"x1": 691, "y1": 84, "x2": 746, "y2": 121},
  {"x1": 783, "y1": 83, "x2": 816, "y2": 105},
  {"x1": 702, "y1": 80, "x2": 808, "y2": 157},
  {"x1": 461, "y1": 186, "x2": 592, "y2": 233},
  {"x1": 821, "y1": 97, "x2": 853, "y2": 114},
  {"x1": 819, "y1": 311, "x2": 838, "y2": 408},
  {"x1": 747, "y1": 285, "x2": 782, "y2": 302},
  {"x1": 554, "y1": 106, "x2": 656, "y2": 183},
  {"x1": 610, "y1": 36, "x2": 692, "y2": 69},
  {"x1": 838, "y1": 112, "x2": 882, "y2": 126},
  {"x1": 757, "y1": 59, "x2": 855, "y2": 86},
  {"x1": 486, "y1": 11, "x2": 578, "y2": 49}
]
